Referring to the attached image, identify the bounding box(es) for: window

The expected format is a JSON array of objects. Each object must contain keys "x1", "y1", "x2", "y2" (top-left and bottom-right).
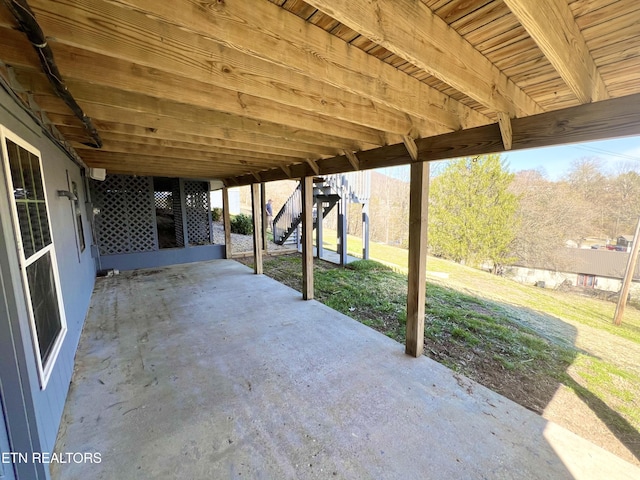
[
  {"x1": 577, "y1": 274, "x2": 597, "y2": 288},
  {"x1": 1, "y1": 128, "x2": 67, "y2": 388}
]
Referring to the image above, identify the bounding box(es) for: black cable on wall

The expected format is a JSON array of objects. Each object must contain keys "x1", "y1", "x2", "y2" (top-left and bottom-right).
[{"x1": 4, "y1": 0, "x2": 103, "y2": 148}]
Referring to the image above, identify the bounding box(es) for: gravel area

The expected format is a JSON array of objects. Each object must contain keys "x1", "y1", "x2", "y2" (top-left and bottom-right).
[{"x1": 211, "y1": 221, "x2": 295, "y2": 255}]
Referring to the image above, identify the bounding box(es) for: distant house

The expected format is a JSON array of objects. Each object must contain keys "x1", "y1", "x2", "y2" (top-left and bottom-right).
[
  {"x1": 506, "y1": 248, "x2": 640, "y2": 300},
  {"x1": 617, "y1": 235, "x2": 634, "y2": 248}
]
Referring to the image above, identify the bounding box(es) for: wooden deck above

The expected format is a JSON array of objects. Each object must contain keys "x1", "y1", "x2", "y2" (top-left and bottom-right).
[{"x1": 0, "y1": 0, "x2": 638, "y2": 184}]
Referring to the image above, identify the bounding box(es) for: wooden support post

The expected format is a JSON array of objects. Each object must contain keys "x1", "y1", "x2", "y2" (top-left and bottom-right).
[
  {"x1": 222, "y1": 186, "x2": 232, "y2": 259},
  {"x1": 362, "y1": 202, "x2": 370, "y2": 260},
  {"x1": 613, "y1": 216, "x2": 640, "y2": 326},
  {"x1": 338, "y1": 193, "x2": 348, "y2": 266},
  {"x1": 316, "y1": 197, "x2": 324, "y2": 260},
  {"x1": 261, "y1": 182, "x2": 268, "y2": 253},
  {"x1": 301, "y1": 176, "x2": 314, "y2": 300},
  {"x1": 251, "y1": 183, "x2": 263, "y2": 274},
  {"x1": 406, "y1": 161, "x2": 429, "y2": 357}
]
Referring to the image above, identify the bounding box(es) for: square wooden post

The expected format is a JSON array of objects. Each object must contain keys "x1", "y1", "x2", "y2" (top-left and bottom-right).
[
  {"x1": 301, "y1": 176, "x2": 314, "y2": 300},
  {"x1": 316, "y1": 197, "x2": 324, "y2": 259},
  {"x1": 261, "y1": 182, "x2": 268, "y2": 253},
  {"x1": 251, "y1": 183, "x2": 263, "y2": 274},
  {"x1": 362, "y1": 202, "x2": 370, "y2": 260},
  {"x1": 406, "y1": 161, "x2": 429, "y2": 357},
  {"x1": 222, "y1": 187, "x2": 232, "y2": 259},
  {"x1": 338, "y1": 193, "x2": 348, "y2": 266}
]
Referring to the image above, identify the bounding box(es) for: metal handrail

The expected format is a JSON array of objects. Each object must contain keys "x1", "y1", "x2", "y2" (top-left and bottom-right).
[
  {"x1": 273, "y1": 183, "x2": 301, "y2": 243},
  {"x1": 272, "y1": 171, "x2": 371, "y2": 245}
]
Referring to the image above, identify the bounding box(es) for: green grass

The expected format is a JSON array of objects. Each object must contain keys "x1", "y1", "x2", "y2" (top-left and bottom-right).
[{"x1": 321, "y1": 227, "x2": 640, "y2": 345}]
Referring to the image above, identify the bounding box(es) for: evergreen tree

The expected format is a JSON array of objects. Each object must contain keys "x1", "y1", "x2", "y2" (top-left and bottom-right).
[{"x1": 429, "y1": 154, "x2": 518, "y2": 272}]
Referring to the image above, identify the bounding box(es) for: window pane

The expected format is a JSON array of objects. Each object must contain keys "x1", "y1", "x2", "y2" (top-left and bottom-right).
[
  {"x1": 7, "y1": 141, "x2": 24, "y2": 196},
  {"x1": 28, "y1": 150, "x2": 45, "y2": 200},
  {"x1": 5, "y1": 139, "x2": 51, "y2": 259},
  {"x1": 26, "y1": 251, "x2": 62, "y2": 364},
  {"x1": 39, "y1": 203, "x2": 51, "y2": 245},
  {"x1": 16, "y1": 203, "x2": 35, "y2": 258}
]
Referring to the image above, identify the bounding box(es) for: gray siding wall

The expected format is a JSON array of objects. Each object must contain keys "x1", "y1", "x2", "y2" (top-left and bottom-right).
[{"x1": 0, "y1": 87, "x2": 96, "y2": 475}]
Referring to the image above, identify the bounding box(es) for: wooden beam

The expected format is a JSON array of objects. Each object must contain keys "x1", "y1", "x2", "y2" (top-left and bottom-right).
[
  {"x1": 229, "y1": 93, "x2": 640, "y2": 186},
  {"x1": 280, "y1": 165, "x2": 292, "y2": 178},
  {"x1": 496, "y1": 112, "x2": 513, "y2": 151},
  {"x1": 306, "y1": 158, "x2": 320, "y2": 175},
  {"x1": 406, "y1": 161, "x2": 429, "y2": 357},
  {"x1": 72, "y1": 137, "x2": 302, "y2": 165},
  {"x1": 305, "y1": 0, "x2": 542, "y2": 117},
  {"x1": 251, "y1": 172, "x2": 262, "y2": 183},
  {"x1": 344, "y1": 150, "x2": 360, "y2": 170},
  {"x1": 19, "y1": 1, "x2": 432, "y2": 139},
  {"x1": 57, "y1": 124, "x2": 325, "y2": 159},
  {"x1": 12, "y1": 69, "x2": 345, "y2": 156},
  {"x1": 251, "y1": 183, "x2": 263, "y2": 275},
  {"x1": 75, "y1": 0, "x2": 490, "y2": 131},
  {"x1": 301, "y1": 176, "x2": 314, "y2": 300},
  {"x1": 0, "y1": 40, "x2": 386, "y2": 152},
  {"x1": 503, "y1": 0, "x2": 609, "y2": 103},
  {"x1": 403, "y1": 135, "x2": 419, "y2": 162},
  {"x1": 222, "y1": 187, "x2": 232, "y2": 259}
]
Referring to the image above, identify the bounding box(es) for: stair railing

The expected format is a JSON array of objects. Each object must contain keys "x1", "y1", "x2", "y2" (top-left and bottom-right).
[{"x1": 273, "y1": 183, "x2": 301, "y2": 243}]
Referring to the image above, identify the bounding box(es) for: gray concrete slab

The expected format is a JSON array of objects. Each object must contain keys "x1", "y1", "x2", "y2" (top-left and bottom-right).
[{"x1": 52, "y1": 260, "x2": 639, "y2": 480}]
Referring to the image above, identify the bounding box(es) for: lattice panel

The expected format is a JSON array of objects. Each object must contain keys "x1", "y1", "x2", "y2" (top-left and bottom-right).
[
  {"x1": 91, "y1": 175, "x2": 158, "y2": 255},
  {"x1": 172, "y1": 180, "x2": 185, "y2": 248},
  {"x1": 184, "y1": 181, "x2": 211, "y2": 245}
]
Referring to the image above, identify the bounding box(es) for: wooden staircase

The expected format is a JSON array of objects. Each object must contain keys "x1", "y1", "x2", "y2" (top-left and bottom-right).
[{"x1": 272, "y1": 178, "x2": 340, "y2": 245}]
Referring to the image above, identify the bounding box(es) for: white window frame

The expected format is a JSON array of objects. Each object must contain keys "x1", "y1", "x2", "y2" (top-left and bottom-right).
[{"x1": 0, "y1": 125, "x2": 67, "y2": 389}]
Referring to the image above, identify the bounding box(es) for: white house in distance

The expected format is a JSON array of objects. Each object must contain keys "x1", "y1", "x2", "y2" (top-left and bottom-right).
[
  {"x1": 507, "y1": 248, "x2": 640, "y2": 301},
  {"x1": 210, "y1": 185, "x2": 241, "y2": 215}
]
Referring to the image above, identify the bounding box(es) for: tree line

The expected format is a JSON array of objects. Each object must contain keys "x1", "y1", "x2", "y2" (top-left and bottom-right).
[{"x1": 347, "y1": 155, "x2": 640, "y2": 273}]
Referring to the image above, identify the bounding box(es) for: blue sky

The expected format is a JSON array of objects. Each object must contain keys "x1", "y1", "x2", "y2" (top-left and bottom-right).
[
  {"x1": 503, "y1": 135, "x2": 640, "y2": 179},
  {"x1": 378, "y1": 134, "x2": 640, "y2": 182}
]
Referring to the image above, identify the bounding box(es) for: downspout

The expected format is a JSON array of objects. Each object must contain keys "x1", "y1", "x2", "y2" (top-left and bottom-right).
[{"x1": 3, "y1": 0, "x2": 103, "y2": 148}]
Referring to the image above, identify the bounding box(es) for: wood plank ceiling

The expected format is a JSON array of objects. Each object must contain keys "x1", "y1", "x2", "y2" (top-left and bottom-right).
[{"x1": 0, "y1": 0, "x2": 638, "y2": 185}]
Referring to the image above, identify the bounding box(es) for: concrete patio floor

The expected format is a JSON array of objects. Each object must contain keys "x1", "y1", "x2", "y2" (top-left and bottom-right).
[{"x1": 51, "y1": 260, "x2": 639, "y2": 480}]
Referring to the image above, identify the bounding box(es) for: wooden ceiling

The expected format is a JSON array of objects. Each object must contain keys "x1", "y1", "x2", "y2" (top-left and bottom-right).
[{"x1": 0, "y1": 0, "x2": 639, "y2": 185}]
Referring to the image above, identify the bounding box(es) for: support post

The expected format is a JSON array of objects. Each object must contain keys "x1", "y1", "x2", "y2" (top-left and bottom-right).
[
  {"x1": 613, "y1": 216, "x2": 640, "y2": 326},
  {"x1": 406, "y1": 161, "x2": 429, "y2": 357},
  {"x1": 338, "y1": 189, "x2": 348, "y2": 266},
  {"x1": 251, "y1": 183, "x2": 263, "y2": 274},
  {"x1": 301, "y1": 176, "x2": 314, "y2": 300},
  {"x1": 222, "y1": 187, "x2": 232, "y2": 259},
  {"x1": 362, "y1": 202, "x2": 370, "y2": 260},
  {"x1": 316, "y1": 197, "x2": 324, "y2": 260},
  {"x1": 261, "y1": 182, "x2": 268, "y2": 253}
]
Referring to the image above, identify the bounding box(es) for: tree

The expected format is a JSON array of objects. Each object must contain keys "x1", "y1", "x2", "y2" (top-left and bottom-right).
[
  {"x1": 510, "y1": 169, "x2": 592, "y2": 268},
  {"x1": 429, "y1": 155, "x2": 518, "y2": 272}
]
